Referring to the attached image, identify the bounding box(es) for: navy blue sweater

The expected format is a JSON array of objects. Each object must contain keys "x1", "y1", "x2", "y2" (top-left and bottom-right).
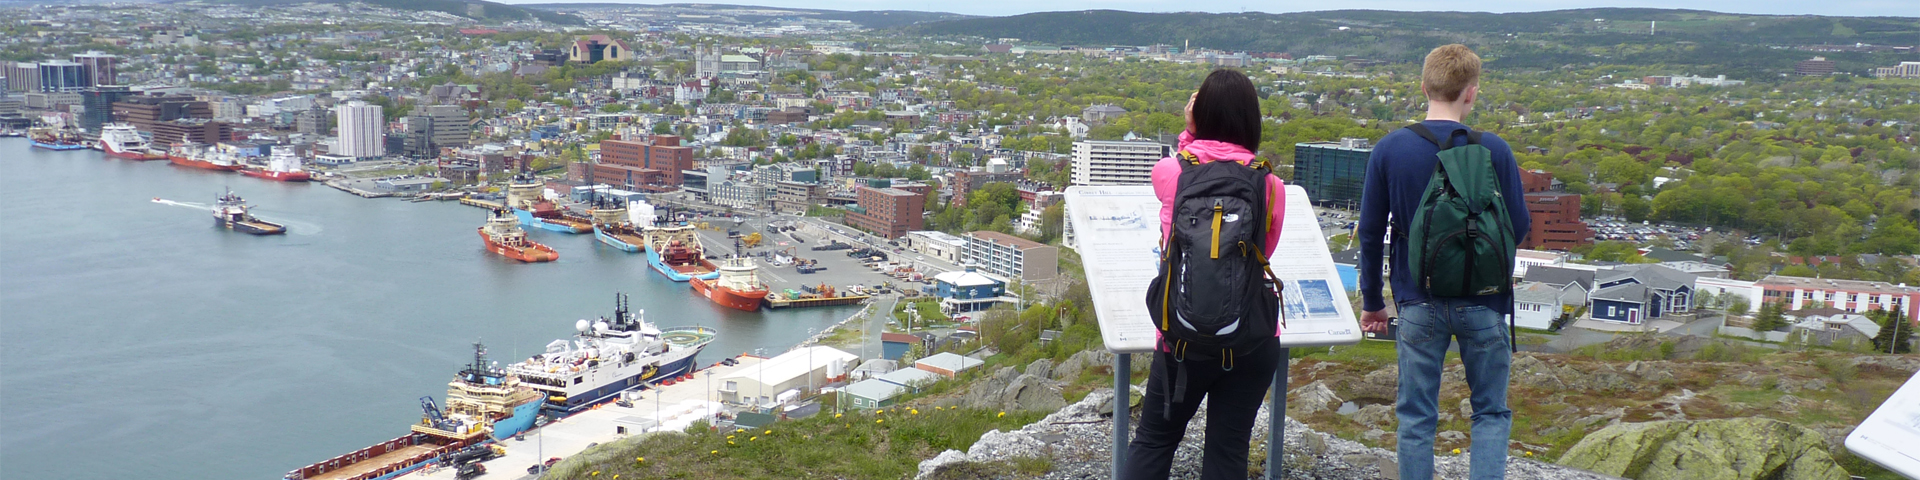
[{"x1": 1357, "y1": 120, "x2": 1531, "y2": 315}]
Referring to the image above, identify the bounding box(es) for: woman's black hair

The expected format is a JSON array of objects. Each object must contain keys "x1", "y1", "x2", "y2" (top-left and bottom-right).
[{"x1": 1191, "y1": 69, "x2": 1262, "y2": 153}]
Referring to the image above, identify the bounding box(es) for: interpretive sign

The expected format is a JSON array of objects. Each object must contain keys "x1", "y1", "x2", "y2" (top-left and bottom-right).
[
  {"x1": 1068, "y1": 185, "x2": 1362, "y2": 354},
  {"x1": 1846, "y1": 370, "x2": 1920, "y2": 478}
]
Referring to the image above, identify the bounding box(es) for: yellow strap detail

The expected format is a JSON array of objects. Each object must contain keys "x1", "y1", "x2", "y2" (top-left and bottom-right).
[{"x1": 1210, "y1": 206, "x2": 1223, "y2": 259}]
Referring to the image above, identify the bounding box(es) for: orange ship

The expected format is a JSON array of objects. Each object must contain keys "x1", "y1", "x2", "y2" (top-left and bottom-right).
[
  {"x1": 479, "y1": 209, "x2": 557, "y2": 263},
  {"x1": 691, "y1": 257, "x2": 770, "y2": 311}
]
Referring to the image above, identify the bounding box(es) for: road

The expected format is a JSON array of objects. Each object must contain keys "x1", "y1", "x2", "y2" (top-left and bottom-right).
[{"x1": 863, "y1": 294, "x2": 899, "y2": 361}]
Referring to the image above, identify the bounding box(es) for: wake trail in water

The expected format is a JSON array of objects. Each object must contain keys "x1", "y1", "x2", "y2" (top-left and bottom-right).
[{"x1": 150, "y1": 198, "x2": 212, "y2": 211}]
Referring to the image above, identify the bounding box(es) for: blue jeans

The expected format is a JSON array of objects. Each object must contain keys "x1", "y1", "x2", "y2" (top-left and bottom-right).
[{"x1": 1396, "y1": 298, "x2": 1512, "y2": 480}]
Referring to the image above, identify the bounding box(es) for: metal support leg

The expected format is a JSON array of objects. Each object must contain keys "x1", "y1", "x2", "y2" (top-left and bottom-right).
[
  {"x1": 1113, "y1": 352, "x2": 1131, "y2": 479},
  {"x1": 1266, "y1": 348, "x2": 1289, "y2": 480}
]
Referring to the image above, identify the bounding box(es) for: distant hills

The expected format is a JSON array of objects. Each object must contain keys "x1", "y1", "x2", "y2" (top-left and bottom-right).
[
  {"x1": 524, "y1": 3, "x2": 976, "y2": 29},
  {"x1": 900, "y1": 8, "x2": 1920, "y2": 77},
  {"x1": 198, "y1": 0, "x2": 586, "y2": 25}
]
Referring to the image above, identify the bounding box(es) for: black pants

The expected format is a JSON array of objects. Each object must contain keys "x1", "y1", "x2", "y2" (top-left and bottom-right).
[{"x1": 1122, "y1": 337, "x2": 1281, "y2": 480}]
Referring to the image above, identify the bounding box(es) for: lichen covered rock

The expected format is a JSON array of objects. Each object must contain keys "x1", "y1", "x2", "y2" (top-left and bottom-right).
[{"x1": 1557, "y1": 417, "x2": 1849, "y2": 480}]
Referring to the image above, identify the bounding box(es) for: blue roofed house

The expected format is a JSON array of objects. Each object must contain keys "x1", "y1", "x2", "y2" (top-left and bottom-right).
[{"x1": 1590, "y1": 265, "x2": 1696, "y2": 324}]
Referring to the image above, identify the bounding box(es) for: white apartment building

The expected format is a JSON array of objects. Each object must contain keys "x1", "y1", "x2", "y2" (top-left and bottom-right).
[
  {"x1": 1071, "y1": 139, "x2": 1170, "y2": 186},
  {"x1": 335, "y1": 101, "x2": 384, "y2": 159}
]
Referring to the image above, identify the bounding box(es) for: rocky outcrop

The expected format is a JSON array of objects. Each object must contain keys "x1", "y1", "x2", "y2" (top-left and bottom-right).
[
  {"x1": 1557, "y1": 418, "x2": 1851, "y2": 480},
  {"x1": 1288, "y1": 380, "x2": 1342, "y2": 416},
  {"x1": 918, "y1": 388, "x2": 1624, "y2": 480},
  {"x1": 952, "y1": 365, "x2": 1069, "y2": 412}
]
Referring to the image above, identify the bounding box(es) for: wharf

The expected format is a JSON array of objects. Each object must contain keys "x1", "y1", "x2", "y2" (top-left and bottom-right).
[
  {"x1": 460, "y1": 197, "x2": 503, "y2": 210},
  {"x1": 765, "y1": 294, "x2": 870, "y2": 309},
  {"x1": 325, "y1": 179, "x2": 394, "y2": 198},
  {"x1": 409, "y1": 355, "x2": 769, "y2": 480}
]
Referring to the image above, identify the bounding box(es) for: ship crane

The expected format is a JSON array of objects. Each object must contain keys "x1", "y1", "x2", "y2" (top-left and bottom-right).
[{"x1": 420, "y1": 396, "x2": 457, "y2": 431}]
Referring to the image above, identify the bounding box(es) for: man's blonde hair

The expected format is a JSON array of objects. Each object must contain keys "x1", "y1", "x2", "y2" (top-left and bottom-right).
[{"x1": 1422, "y1": 44, "x2": 1481, "y2": 102}]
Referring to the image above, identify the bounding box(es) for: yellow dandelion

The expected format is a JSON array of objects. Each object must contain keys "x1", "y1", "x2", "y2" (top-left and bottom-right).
[
  {"x1": 592, "y1": 471, "x2": 600, "y2": 476},
  {"x1": 750, "y1": 436, "x2": 758, "y2": 441},
  {"x1": 877, "y1": 418, "x2": 885, "y2": 424},
  {"x1": 1451, "y1": 448, "x2": 1461, "y2": 455},
  {"x1": 1525, "y1": 451, "x2": 1534, "y2": 457},
  {"x1": 763, "y1": 430, "x2": 771, "y2": 435},
  {"x1": 997, "y1": 411, "x2": 1006, "y2": 418},
  {"x1": 711, "y1": 450, "x2": 719, "y2": 455},
  {"x1": 727, "y1": 435, "x2": 735, "y2": 439},
  {"x1": 728, "y1": 440, "x2": 736, "y2": 445},
  {"x1": 835, "y1": 413, "x2": 843, "y2": 418},
  {"x1": 911, "y1": 409, "x2": 919, "y2": 415}
]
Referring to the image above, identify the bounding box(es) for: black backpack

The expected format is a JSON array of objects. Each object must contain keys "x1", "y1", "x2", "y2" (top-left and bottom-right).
[{"x1": 1145, "y1": 150, "x2": 1282, "y2": 359}]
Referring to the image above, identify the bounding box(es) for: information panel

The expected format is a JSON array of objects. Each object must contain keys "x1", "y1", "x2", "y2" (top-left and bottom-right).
[
  {"x1": 1845, "y1": 370, "x2": 1920, "y2": 478},
  {"x1": 1069, "y1": 185, "x2": 1361, "y2": 354}
]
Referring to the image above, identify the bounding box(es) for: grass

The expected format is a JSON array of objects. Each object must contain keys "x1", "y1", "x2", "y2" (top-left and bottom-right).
[{"x1": 544, "y1": 406, "x2": 1049, "y2": 480}]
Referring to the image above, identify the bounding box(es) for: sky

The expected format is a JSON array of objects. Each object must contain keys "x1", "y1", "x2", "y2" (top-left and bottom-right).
[{"x1": 495, "y1": 0, "x2": 1916, "y2": 19}]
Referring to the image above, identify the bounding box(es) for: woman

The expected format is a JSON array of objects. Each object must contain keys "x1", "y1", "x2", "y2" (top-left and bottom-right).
[{"x1": 1125, "y1": 68, "x2": 1287, "y2": 480}]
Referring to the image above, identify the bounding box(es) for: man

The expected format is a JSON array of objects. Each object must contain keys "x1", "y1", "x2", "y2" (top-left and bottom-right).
[{"x1": 1356, "y1": 44, "x2": 1531, "y2": 480}]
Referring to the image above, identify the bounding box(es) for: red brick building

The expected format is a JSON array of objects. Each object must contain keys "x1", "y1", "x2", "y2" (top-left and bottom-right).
[
  {"x1": 846, "y1": 186, "x2": 925, "y2": 239},
  {"x1": 1522, "y1": 193, "x2": 1595, "y2": 251},
  {"x1": 588, "y1": 135, "x2": 694, "y2": 192}
]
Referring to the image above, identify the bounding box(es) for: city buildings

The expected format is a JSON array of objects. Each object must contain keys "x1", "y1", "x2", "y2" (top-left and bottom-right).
[
  {"x1": 335, "y1": 101, "x2": 385, "y2": 159},
  {"x1": 591, "y1": 134, "x2": 695, "y2": 192},
  {"x1": 37, "y1": 60, "x2": 88, "y2": 92},
  {"x1": 1795, "y1": 56, "x2": 1835, "y2": 76},
  {"x1": 1070, "y1": 139, "x2": 1170, "y2": 186},
  {"x1": 902, "y1": 230, "x2": 968, "y2": 263},
  {"x1": 1758, "y1": 275, "x2": 1918, "y2": 324},
  {"x1": 845, "y1": 186, "x2": 925, "y2": 239},
  {"x1": 1293, "y1": 138, "x2": 1371, "y2": 208},
  {"x1": 403, "y1": 104, "x2": 467, "y2": 156},
  {"x1": 962, "y1": 230, "x2": 1058, "y2": 282},
  {"x1": 151, "y1": 119, "x2": 232, "y2": 146},
  {"x1": 771, "y1": 180, "x2": 819, "y2": 214},
  {"x1": 113, "y1": 94, "x2": 211, "y2": 133},
  {"x1": 4, "y1": 62, "x2": 41, "y2": 92},
  {"x1": 71, "y1": 51, "x2": 117, "y2": 86},
  {"x1": 568, "y1": 35, "x2": 634, "y2": 63},
  {"x1": 76, "y1": 86, "x2": 131, "y2": 132},
  {"x1": 1872, "y1": 61, "x2": 1920, "y2": 79}
]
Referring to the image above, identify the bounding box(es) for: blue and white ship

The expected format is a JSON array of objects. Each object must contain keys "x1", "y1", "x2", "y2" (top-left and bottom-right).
[
  {"x1": 441, "y1": 342, "x2": 544, "y2": 440},
  {"x1": 507, "y1": 294, "x2": 716, "y2": 414}
]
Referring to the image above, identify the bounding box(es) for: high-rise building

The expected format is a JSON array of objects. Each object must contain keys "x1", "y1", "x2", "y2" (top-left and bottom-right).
[
  {"x1": 1293, "y1": 138, "x2": 1372, "y2": 208},
  {"x1": 403, "y1": 104, "x2": 467, "y2": 156},
  {"x1": 962, "y1": 230, "x2": 1059, "y2": 282},
  {"x1": 1070, "y1": 139, "x2": 1171, "y2": 186},
  {"x1": 335, "y1": 101, "x2": 384, "y2": 159},
  {"x1": 152, "y1": 119, "x2": 232, "y2": 146},
  {"x1": 37, "y1": 61, "x2": 89, "y2": 92},
  {"x1": 71, "y1": 51, "x2": 117, "y2": 86},
  {"x1": 77, "y1": 86, "x2": 132, "y2": 132},
  {"x1": 5, "y1": 62, "x2": 41, "y2": 92}
]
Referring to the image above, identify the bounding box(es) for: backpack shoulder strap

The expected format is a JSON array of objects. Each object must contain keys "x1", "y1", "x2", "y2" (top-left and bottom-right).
[
  {"x1": 1175, "y1": 150, "x2": 1201, "y2": 168},
  {"x1": 1404, "y1": 123, "x2": 1448, "y2": 150}
]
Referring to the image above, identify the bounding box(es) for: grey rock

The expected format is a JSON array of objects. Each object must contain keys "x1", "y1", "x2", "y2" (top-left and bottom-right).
[
  {"x1": 1352, "y1": 404, "x2": 1394, "y2": 428},
  {"x1": 1290, "y1": 380, "x2": 1343, "y2": 416},
  {"x1": 1438, "y1": 430, "x2": 1467, "y2": 443},
  {"x1": 1459, "y1": 397, "x2": 1474, "y2": 419},
  {"x1": 1027, "y1": 358, "x2": 1055, "y2": 380},
  {"x1": 1008, "y1": 374, "x2": 1068, "y2": 412}
]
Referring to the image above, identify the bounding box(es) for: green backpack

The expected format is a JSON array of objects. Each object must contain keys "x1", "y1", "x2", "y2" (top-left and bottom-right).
[{"x1": 1403, "y1": 123, "x2": 1517, "y2": 300}]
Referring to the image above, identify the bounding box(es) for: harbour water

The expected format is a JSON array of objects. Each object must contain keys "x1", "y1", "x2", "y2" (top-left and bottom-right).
[{"x1": 0, "y1": 139, "x2": 858, "y2": 479}]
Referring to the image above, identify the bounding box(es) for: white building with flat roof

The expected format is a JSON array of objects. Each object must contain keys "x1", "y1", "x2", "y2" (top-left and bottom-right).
[
  {"x1": 335, "y1": 101, "x2": 383, "y2": 159},
  {"x1": 1071, "y1": 139, "x2": 1170, "y2": 186},
  {"x1": 717, "y1": 346, "x2": 857, "y2": 406}
]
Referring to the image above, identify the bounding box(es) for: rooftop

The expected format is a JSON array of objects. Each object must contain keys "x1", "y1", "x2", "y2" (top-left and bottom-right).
[
  {"x1": 842, "y1": 378, "x2": 905, "y2": 401},
  {"x1": 908, "y1": 231, "x2": 968, "y2": 246},
  {"x1": 875, "y1": 367, "x2": 941, "y2": 388},
  {"x1": 967, "y1": 230, "x2": 1047, "y2": 250},
  {"x1": 915, "y1": 352, "x2": 984, "y2": 373},
  {"x1": 932, "y1": 271, "x2": 1001, "y2": 288},
  {"x1": 1759, "y1": 275, "x2": 1917, "y2": 295},
  {"x1": 719, "y1": 346, "x2": 856, "y2": 386}
]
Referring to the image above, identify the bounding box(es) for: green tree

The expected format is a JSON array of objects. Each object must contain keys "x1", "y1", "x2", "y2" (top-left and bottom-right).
[
  {"x1": 1752, "y1": 301, "x2": 1789, "y2": 333},
  {"x1": 1038, "y1": 203, "x2": 1065, "y2": 244},
  {"x1": 1871, "y1": 309, "x2": 1913, "y2": 354},
  {"x1": 600, "y1": 104, "x2": 628, "y2": 113}
]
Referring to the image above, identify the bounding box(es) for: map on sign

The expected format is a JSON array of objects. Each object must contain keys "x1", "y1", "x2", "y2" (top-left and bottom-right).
[
  {"x1": 1068, "y1": 185, "x2": 1362, "y2": 354},
  {"x1": 1846, "y1": 370, "x2": 1920, "y2": 478}
]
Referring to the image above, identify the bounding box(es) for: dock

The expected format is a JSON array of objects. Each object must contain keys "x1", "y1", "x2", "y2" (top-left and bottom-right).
[
  {"x1": 325, "y1": 179, "x2": 394, "y2": 198},
  {"x1": 410, "y1": 355, "x2": 770, "y2": 480},
  {"x1": 765, "y1": 294, "x2": 870, "y2": 309},
  {"x1": 459, "y1": 197, "x2": 503, "y2": 210}
]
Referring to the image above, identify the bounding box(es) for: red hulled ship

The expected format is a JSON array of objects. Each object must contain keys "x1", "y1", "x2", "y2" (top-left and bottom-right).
[
  {"x1": 691, "y1": 257, "x2": 770, "y2": 311},
  {"x1": 479, "y1": 209, "x2": 558, "y2": 263},
  {"x1": 167, "y1": 143, "x2": 241, "y2": 171}
]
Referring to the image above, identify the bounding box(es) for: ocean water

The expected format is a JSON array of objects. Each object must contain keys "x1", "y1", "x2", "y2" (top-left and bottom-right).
[{"x1": 0, "y1": 139, "x2": 854, "y2": 479}]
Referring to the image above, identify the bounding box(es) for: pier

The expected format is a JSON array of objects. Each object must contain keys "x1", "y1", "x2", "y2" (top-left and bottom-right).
[
  {"x1": 459, "y1": 197, "x2": 503, "y2": 210},
  {"x1": 324, "y1": 179, "x2": 394, "y2": 198},
  {"x1": 412, "y1": 355, "x2": 770, "y2": 480},
  {"x1": 764, "y1": 294, "x2": 870, "y2": 309}
]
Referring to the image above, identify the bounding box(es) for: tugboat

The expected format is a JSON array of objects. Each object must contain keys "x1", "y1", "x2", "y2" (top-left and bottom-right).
[
  {"x1": 644, "y1": 225, "x2": 719, "y2": 281},
  {"x1": 98, "y1": 124, "x2": 164, "y2": 160},
  {"x1": 479, "y1": 209, "x2": 558, "y2": 262},
  {"x1": 691, "y1": 256, "x2": 771, "y2": 312},
  {"x1": 213, "y1": 189, "x2": 286, "y2": 235},
  {"x1": 240, "y1": 146, "x2": 312, "y2": 182},
  {"x1": 590, "y1": 197, "x2": 646, "y2": 253},
  {"x1": 507, "y1": 293, "x2": 717, "y2": 414},
  {"x1": 168, "y1": 142, "x2": 241, "y2": 171},
  {"x1": 28, "y1": 127, "x2": 86, "y2": 150},
  {"x1": 504, "y1": 173, "x2": 591, "y2": 233}
]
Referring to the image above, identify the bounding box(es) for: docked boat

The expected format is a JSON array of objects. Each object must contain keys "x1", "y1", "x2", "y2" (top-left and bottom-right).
[
  {"x1": 443, "y1": 342, "x2": 545, "y2": 441},
  {"x1": 168, "y1": 143, "x2": 241, "y2": 171},
  {"x1": 280, "y1": 344, "x2": 527, "y2": 480},
  {"x1": 479, "y1": 208, "x2": 557, "y2": 263},
  {"x1": 213, "y1": 189, "x2": 286, "y2": 235},
  {"x1": 590, "y1": 198, "x2": 645, "y2": 252},
  {"x1": 28, "y1": 127, "x2": 86, "y2": 150},
  {"x1": 691, "y1": 256, "x2": 771, "y2": 312},
  {"x1": 240, "y1": 146, "x2": 312, "y2": 182},
  {"x1": 98, "y1": 124, "x2": 163, "y2": 160},
  {"x1": 503, "y1": 174, "x2": 590, "y2": 233},
  {"x1": 645, "y1": 225, "x2": 719, "y2": 281},
  {"x1": 506, "y1": 293, "x2": 716, "y2": 414}
]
